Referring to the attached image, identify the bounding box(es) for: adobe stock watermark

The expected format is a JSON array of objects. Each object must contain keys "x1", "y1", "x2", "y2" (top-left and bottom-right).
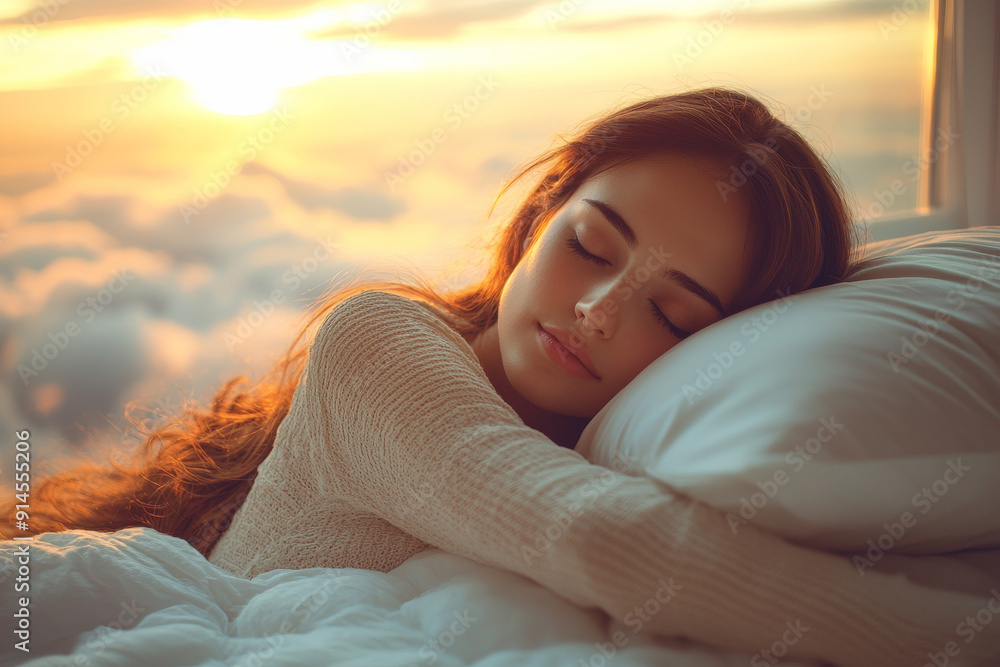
[
  {"x1": 232, "y1": 571, "x2": 347, "y2": 665},
  {"x1": 283, "y1": 572, "x2": 346, "y2": 633},
  {"x1": 180, "y1": 105, "x2": 295, "y2": 223},
  {"x1": 18, "y1": 270, "x2": 135, "y2": 386},
  {"x1": 922, "y1": 588, "x2": 1000, "y2": 667},
  {"x1": 189, "y1": 488, "x2": 250, "y2": 555},
  {"x1": 716, "y1": 84, "x2": 834, "y2": 202},
  {"x1": 716, "y1": 135, "x2": 780, "y2": 202},
  {"x1": 853, "y1": 458, "x2": 971, "y2": 575},
  {"x1": 394, "y1": 447, "x2": 469, "y2": 517},
  {"x1": 392, "y1": 437, "x2": 485, "y2": 519},
  {"x1": 725, "y1": 415, "x2": 844, "y2": 535},
  {"x1": 520, "y1": 450, "x2": 637, "y2": 566},
  {"x1": 672, "y1": 0, "x2": 752, "y2": 72},
  {"x1": 577, "y1": 117, "x2": 626, "y2": 172},
  {"x1": 115, "y1": 393, "x2": 184, "y2": 449},
  {"x1": 681, "y1": 287, "x2": 803, "y2": 404},
  {"x1": 878, "y1": 0, "x2": 928, "y2": 40},
  {"x1": 70, "y1": 393, "x2": 186, "y2": 493},
  {"x1": 340, "y1": 0, "x2": 404, "y2": 63},
  {"x1": 51, "y1": 65, "x2": 168, "y2": 182},
  {"x1": 68, "y1": 599, "x2": 146, "y2": 666},
  {"x1": 6, "y1": 0, "x2": 72, "y2": 52},
  {"x1": 560, "y1": 245, "x2": 675, "y2": 354},
  {"x1": 578, "y1": 577, "x2": 682, "y2": 667},
  {"x1": 383, "y1": 75, "x2": 500, "y2": 193},
  {"x1": 788, "y1": 84, "x2": 834, "y2": 125},
  {"x1": 750, "y1": 619, "x2": 810, "y2": 666},
  {"x1": 407, "y1": 608, "x2": 479, "y2": 667},
  {"x1": 214, "y1": 0, "x2": 245, "y2": 17},
  {"x1": 544, "y1": 0, "x2": 587, "y2": 29},
  {"x1": 866, "y1": 125, "x2": 960, "y2": 219},
  {"x1": 223, "y1": 235, "x2": 339, "y2": 352},
  {"x1": 63, "y1": 443, "x2": 139, "y2": 500},
  {"x1": 887, "y1": 255, "x2": 999, "y2": 372}
]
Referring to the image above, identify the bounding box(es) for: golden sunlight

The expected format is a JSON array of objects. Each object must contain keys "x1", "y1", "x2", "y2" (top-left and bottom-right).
[
  {"x1": 130, "y1": 18, "x2": 333, "y2": 115},
  {"x1": 128, "y1": 11, "x2": 424, "y2": 116}
]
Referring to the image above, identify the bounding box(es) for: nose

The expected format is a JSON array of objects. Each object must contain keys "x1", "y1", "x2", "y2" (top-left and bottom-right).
[{"x1": 573, "y1": 283, "x2": 618, "y2": 343}]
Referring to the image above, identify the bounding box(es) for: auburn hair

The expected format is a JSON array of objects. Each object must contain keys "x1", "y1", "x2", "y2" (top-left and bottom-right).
[{"x1": 1, "y1": 87, "x2": 863, "y2": 557}]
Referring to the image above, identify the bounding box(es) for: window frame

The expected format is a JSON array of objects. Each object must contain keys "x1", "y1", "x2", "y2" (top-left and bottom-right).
[{"x1": 861, "y1": 0, "x2": 999, "y2": 243}]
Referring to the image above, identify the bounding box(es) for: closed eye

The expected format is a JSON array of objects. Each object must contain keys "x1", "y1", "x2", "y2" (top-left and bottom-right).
[
  {"x1": 565, "y1": 236, "x2": 608, "y2": 265},
  {"x1": 648, "y1": 300, "x2": 691, "y2": 340},
  {"x1": 565, "y1": 235, "x2": 692, "y2": 340}
]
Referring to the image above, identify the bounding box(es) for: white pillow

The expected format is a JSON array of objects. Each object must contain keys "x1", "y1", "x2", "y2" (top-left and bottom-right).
[{"x1": 575, "y1": 226, "x2": 1000, "y2": 557}]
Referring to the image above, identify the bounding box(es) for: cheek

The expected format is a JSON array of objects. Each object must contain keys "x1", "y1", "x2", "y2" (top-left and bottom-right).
[
  {"x1": 500, "y1": 269, "x2": 535, "y2": 326},
  {"x1": 607, "y1": 328, "x2": 675, "y2": 388},
  {"x1": 506, "y1": 239, "x2": 575, "y2": 305},
  {"x1": 537, "y1": 236, "x2": 589, "y2": 291}
]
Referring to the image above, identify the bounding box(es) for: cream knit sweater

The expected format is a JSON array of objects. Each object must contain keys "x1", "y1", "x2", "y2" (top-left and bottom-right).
[{"x1": 208, "y1": 289, "x2": 994, "y2": 666}]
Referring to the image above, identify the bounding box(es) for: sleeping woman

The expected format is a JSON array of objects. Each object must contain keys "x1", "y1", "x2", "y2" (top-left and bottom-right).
[{"x1": 7, "y1": 87, "x2": 996, "y2": 666}]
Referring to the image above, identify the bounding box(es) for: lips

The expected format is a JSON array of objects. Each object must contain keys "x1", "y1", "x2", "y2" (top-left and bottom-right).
[{"x1": 539, "y1": 323, "x2": 600, "y2": 379}]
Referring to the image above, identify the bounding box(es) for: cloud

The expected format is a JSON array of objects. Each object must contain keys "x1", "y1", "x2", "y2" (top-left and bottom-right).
[
  {"x1": 241, "y1": 162, "x2": 404, "y2": 220},
  {"x1": 0, "y1": 0, "x2": 544, "y2": 35},
  {"x1": 10, "y1": 304, "x2": 148, "y2": 442},
  {"x1": 0, "y1": 179, "x2": 361, "y2": 475},
  {"x1": 0, "y1": 0, "x2": 323, "y2": 25},
  {"x1": 310, "y1": 0, "x2": 547, "y2": 41},
  {"x1": 0, "y1": 0, "x2": 602, "y2": 43},
  {"x1": 535, "y1": 0, "x2": 905, "y2": 35},
  {"x1": 0, "y1": 172, "x2": 58, "y2": 197},
  {"x1": 311, "y1": 0, "x2": 900, "y2": 42},
  {"x1": 25, "y1": 194, "x2": 135, "y2": 242},
  {"x1": 477, "y1": 154, "x2": 518, "y2": 187},
  {"x1": 555, "y1": 14, "x2": 671, "y2": 34},
  {"x1": 0, "y1": 220, "x2": 114, "y2": 282},
  {"x1": 0, "y1": 246, "x2": 171, "y2": 321},
  {"x1": 26, "y1": 192, "x2": 275, "y2": 265}
]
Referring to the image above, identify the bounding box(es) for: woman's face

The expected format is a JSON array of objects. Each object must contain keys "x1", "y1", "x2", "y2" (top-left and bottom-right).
[{"x1": 497, "y1": 152, "x2": 752, "y2": 418}]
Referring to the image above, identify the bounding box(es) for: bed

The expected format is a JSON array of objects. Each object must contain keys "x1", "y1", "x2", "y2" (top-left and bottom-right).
[
  {"x1": 4, "y1": 226, "x2": 1000, "y2": 666},
  {"x1": 5, "y1": 527, "x2": 999, "y2": 667}
]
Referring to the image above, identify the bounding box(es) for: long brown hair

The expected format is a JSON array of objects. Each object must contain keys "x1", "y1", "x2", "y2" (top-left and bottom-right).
[{"x1": 1, "y1": 87, "x2": 863, "y2": 557}]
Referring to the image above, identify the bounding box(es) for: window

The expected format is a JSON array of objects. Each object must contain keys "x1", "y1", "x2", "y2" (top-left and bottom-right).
[{"x1": 863, "y1": 0, "x2": 1000, "y2": 241}]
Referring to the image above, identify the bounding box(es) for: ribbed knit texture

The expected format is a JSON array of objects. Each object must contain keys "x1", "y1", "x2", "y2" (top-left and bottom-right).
[{"x1": 209, "y1": 289, "x2": 997, "y2": 667}]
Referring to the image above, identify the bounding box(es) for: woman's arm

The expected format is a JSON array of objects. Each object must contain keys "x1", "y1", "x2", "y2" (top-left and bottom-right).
[{"x1": 302, "y1": 289, "x2": 996, "y2": 667}]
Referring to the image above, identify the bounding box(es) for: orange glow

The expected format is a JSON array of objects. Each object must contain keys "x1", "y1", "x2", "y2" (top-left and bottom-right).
[
  {"x1": 0, "y1": 0, "x2": 934, "y2": 503},
  {"x1": 128, "y1": 10, "x2": 425, "y2": 116}
]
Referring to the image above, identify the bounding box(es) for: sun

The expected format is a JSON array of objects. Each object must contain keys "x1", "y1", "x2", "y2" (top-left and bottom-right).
[{"x1": 130, "y1": 18, "x2": 341, "y2": 116}]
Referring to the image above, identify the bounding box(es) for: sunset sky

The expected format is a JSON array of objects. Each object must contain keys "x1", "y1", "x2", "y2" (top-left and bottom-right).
[{"x1": 0, "y1": 0, "x2": 929, "y2": 492}]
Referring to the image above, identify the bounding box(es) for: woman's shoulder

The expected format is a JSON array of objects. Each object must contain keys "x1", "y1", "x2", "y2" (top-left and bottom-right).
[
  {"x1": 314, "y1": 289, "x2": 478, "y2": 365},
  {"x1": 322, "y1": 289, "x2": 453, "y2": 334},
  {"x1": 335, "y1": 288, "x2": 437, "y2": 315}
]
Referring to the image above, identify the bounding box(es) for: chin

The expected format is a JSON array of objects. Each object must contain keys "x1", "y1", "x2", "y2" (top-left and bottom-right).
[
  {"x1": 500, "y1": 318, "x2": 603, "y2": 418},
  {"x1": 514, "y1": 374, "x2": 602, "y2": 419}
]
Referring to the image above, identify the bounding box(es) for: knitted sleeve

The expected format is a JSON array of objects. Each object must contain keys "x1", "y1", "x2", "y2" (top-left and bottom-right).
[{"x1": 301, "y1": 288, "x2": 995, "y2": 667}]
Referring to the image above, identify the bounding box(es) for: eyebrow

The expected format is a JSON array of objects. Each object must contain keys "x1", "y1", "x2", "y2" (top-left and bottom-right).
[{"x1": 582, "y1": 198, "x2": 727, "y2": 317}]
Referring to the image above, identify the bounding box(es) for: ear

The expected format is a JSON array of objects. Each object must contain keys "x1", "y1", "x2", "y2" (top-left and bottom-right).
[{"x1": 521, "y1": 212, "x2": 547, "y2": 253}]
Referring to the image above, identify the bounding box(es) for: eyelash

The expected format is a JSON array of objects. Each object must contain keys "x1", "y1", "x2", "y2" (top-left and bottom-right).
[{"x1": 564, "y1": 236, "x2": 692, "y2": 340}]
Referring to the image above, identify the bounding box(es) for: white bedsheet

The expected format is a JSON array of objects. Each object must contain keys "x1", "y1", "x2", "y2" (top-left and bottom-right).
[
  {"x1": 0, "y1": 528, "x2": 811, "y2": 667},
  {"x1": 1, "y1": 528, "x2": 997, "y2": 666}
]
